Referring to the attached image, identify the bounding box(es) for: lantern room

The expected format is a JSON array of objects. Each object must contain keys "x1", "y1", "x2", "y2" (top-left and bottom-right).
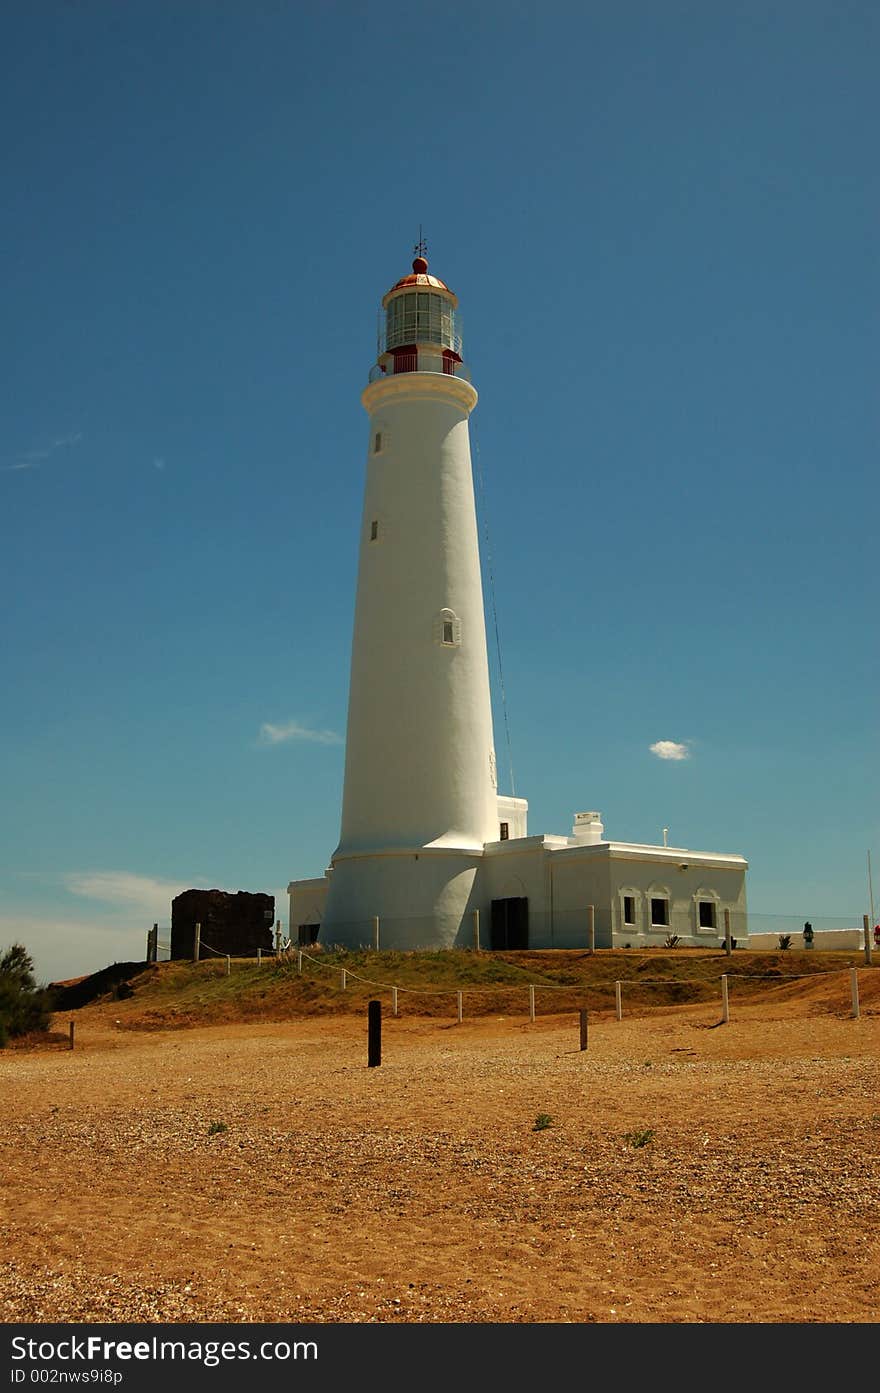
[{"x1": 370, "y1": 254, "x2": 467, "y2": 382}]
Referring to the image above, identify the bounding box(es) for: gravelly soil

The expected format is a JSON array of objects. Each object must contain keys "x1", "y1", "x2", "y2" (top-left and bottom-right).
[{"x1": 1, "y1": 986, "x2": 878, "y2": 1324}]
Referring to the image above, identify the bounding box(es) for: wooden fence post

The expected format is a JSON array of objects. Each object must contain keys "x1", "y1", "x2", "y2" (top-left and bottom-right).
[
  {"x1": 225, "y1": 955, "x2": 231, "y2": 976},
  {"x1": 457, "y1": 991, "x2": 463, "y2": 1023},
  {"x1": 587, "y1": 904, "x2": 595, "y2": 953},
  {"x1": 472, "y1": 909, "x2": 480, "y2": 951},
  {"x1": 863, "y1": 914, "x2": 873, "y2": 967},
  {"x1": 257, "y1": 947, "x2": 261, "y2": 965},
  {"x1": 724, "y1": 907, "x2": 732, "y2": 957},
  {"x1": 529, "y1": 985, "x2": 536, "y2": 1022},
  {"x1": 297, "y1": 950, "x2": 302, "y2": 974},
  {"x1": 850, "y1": 967, "x2": 860, "y2": 1019},
  {"x1": 373, "y1": 916, "x2": 380, "y2": 952},
  {"x1": 341, "y1": 968, "x2": 347, "y2": 990},
  {"x1": 193, "y1": 922, "x2": 201, "y2": 963},
  {"x1": 721, "y1": 973, "x2": 729, "y2": 1024},
  {"x1": 615, "y1": 981, "x2": 622, "y2": 1021},
  {"x1": 579, "y1": 1009, "x2": 589, "y2": 1050},
  {"x1": 69, "y1": 1020, "x2": 75, "y2": 1051},
  {"x1": 392, "y1": 986, "x2": 398, "y2": 1017},
  {"x1": 368, "y1": 999, "x2": 381, "y2": 1067}
]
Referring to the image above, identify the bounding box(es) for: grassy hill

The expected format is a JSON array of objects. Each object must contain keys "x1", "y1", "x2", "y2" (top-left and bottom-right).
[{"x1": 50, "y1": 946, "x2": 874, "y2": 1030}]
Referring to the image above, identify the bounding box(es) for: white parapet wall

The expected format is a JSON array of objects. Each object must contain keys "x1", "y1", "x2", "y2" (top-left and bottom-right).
[{"x1": 746, "y1": 929, "x2": 863, "y2": 952}]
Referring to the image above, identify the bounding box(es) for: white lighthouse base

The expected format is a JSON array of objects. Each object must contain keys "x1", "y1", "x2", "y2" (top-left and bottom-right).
[
  {"x1": 287, "y1": 803, "x2": 749, "y2": 952},
  {"x1": 319, "y1": 849, "x2": 485, "y2": 951}
]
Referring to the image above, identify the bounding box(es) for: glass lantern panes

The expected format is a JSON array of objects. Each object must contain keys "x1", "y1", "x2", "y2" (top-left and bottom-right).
[{"x1": 386, "y1": 292, "x2": 457, "y2": 351}]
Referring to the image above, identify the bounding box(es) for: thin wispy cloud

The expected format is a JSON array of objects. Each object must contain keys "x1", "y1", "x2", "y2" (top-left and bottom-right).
[
  {"x1": 0, "y1": 911, "x2": 147, "y2": 985},
  {"x1": 650, "y1": 740, "x2": 691, "y2": 761},
  {"x1": 259, "y1": 719, "x2": 342, "y2": 747},
  {"x1": 3, "y1": 431, "x2": 83, "y2": 472},
  {"x1": 63, "y1": 870, "x2": 203, "y2": 914}
]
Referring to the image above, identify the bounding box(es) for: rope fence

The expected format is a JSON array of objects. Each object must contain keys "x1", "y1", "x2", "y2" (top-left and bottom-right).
[
  {"x1": 291, "y1": 951, "x2": 870, "y2": 1024},
  {"x1": 142, "y1": 926, "x2": 873, "y2": 1024}
]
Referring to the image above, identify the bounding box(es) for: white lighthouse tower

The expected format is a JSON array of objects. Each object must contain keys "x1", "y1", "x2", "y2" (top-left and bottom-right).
[
  {"x1": 319, "y1": 246, "x2": 499, "y2": 950},
  {"x1": 287, "y1": 248, "x2": 748, "y2": 954}
]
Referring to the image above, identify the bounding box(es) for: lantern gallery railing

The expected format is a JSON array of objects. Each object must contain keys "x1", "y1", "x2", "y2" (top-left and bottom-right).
[{"x1": 368, "y1": 352, "x2": 472, "y2": 383}]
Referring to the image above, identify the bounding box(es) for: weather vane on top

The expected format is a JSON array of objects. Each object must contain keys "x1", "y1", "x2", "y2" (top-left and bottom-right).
[{"x1": 413, "y1": 226, "x2": 428, "y2": 260}]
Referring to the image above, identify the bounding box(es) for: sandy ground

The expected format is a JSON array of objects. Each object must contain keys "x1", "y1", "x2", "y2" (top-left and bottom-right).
[{"x1": 1, "y1": 988, "x2": 878, "y2": 1325}]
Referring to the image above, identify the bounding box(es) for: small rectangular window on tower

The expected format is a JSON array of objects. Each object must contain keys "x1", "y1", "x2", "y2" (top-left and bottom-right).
[
  {"x1": 370, "y1": 520, "x2": 378, "y2": 541},
  {"x1": 442, "y1": 620, "x2": 454, "y2": 644},
  {"x1": 499, "y1": 822, "x2": 509, "y2": 841},
  {"x1": 374, "y1": 431, "x2": 382, "y2": 453}
]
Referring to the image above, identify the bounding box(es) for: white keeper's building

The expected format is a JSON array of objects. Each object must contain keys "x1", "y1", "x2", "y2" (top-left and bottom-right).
[{"x1": 288, "y1": 251, "x2": 748, "y2": 951}]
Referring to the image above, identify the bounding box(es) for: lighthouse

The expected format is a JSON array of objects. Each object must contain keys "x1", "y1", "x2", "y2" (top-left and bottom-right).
[
  {"x1": 287, "y1": 249, "x2": 748, "y2": 953},
  {"x1": 318, "y1": 246, "x2": 500, "y2": 949}
]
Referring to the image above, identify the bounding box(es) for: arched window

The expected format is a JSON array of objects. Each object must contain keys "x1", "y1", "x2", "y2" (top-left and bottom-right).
[{"x1": 434, "y1": 608, "x2": 461, "y2": 647}]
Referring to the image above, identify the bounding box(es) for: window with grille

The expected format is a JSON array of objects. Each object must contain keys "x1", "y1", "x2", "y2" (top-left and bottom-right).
[
  {"x1": 623, "y1": 895, "x2": 635, "y2": 926},
  {"x1": 499, "y1": 822, "x2": 509, "y2": 841}
]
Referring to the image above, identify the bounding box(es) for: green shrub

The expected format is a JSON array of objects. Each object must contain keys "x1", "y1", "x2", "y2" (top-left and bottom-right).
[
  {"x1": 208, "y1": 1120, "x2": 228, "y2": 1136},
  {"x1": 624, "y1": 1127, "x2": 655, "y2": 1148},
  {"x1": 532, "y1": 1113, "x2": 554, "y2": 1132},
  {"x1": 778, "y1": 934, "x2": 792, "y2": 951},
  {"x1": 0, "y1": 943, "x2": 53, "y2": 1046}
]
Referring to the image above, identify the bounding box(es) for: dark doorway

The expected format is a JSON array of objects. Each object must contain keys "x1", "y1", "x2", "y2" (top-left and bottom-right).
[
  {"x1": 490, "y1": 897, "x2": 529, "y2": 950},
  {"x1": 297, "y1": 924, "x2": 320, "y2": 946}
]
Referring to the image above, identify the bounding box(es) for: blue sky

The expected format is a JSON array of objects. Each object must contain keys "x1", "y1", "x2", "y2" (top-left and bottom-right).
[{"x1": 2, "y1": 1, "x2": 877, "y2": 981}]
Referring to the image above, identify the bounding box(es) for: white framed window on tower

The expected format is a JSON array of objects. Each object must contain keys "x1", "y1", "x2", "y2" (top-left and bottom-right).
[{"x1": 434, "y1": 608, "x2": 461, "y2": 647}]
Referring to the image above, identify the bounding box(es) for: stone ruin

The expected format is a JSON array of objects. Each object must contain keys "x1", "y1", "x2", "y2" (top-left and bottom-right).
[{"x1": 170, "y1": 888, "x2": 275, "y2": 960}]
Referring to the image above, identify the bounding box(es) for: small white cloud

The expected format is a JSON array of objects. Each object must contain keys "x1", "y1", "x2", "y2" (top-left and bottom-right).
[
  {"x1": 650, "y1": 740, "x2": 691, "y2": 761},
  {"x1": 259, "y1": 719, "x2": 342, "y2": 747}
]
